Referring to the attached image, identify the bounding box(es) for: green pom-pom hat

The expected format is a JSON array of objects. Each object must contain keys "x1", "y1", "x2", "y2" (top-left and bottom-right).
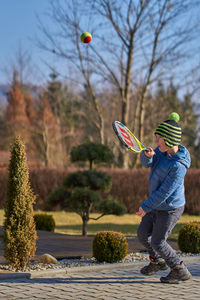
[
  {"x1": 169, "y1": 112, "x2": 180, "y2": 122},
  {"x1": 155, "y1": 112, "x2": 182, "y2": 148}
]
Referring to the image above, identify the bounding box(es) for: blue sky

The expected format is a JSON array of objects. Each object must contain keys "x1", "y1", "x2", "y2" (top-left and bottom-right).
[
  {"x1": 0, "y1": 0, "x2": 51, "y2": 84},
  {"x1": 0, "y1": 0, "x2": 199, "y2": 100}
]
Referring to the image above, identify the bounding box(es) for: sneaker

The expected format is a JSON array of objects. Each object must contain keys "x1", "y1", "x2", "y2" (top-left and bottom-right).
[
  {"x1": 140, "y1": 257, "x2": 168, "y2": 275},
  {"x1": 160, "y1": 262, "x2": 191, "y2": 284}
]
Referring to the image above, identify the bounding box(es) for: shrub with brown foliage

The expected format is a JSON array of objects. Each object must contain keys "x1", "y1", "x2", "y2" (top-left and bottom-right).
[
  {"x1": 105, "y1": 168, "x2": 149, "y2": 213},
  {"x1": 0, "y1": 167, "x2": 200, "y2": 214},
  {"x1": 184, "y1": 169, "x2": 200, "y2": 215},
  {"x1": 30, "y1": 168, "x2": 71, "y2": 210}
]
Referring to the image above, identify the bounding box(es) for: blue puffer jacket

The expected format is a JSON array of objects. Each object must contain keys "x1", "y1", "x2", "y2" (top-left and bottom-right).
[{"x1": 140, "y1": 145, "x2": 191, "y2": 213}]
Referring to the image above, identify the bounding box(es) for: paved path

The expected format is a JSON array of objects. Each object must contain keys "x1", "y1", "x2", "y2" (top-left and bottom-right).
[{"x1": 0, "y1": 259, "x2": 199, "y2": 300}]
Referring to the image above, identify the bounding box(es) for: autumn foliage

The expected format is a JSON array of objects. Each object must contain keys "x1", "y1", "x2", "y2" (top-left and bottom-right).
[{"x1": 6, "y1": 71, "x2": 31, "y2": 149}]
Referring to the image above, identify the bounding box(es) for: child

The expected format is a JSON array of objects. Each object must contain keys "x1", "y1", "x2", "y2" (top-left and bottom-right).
[{"x1": 136, "y1": 112, "x2": 191, "y2": 284}]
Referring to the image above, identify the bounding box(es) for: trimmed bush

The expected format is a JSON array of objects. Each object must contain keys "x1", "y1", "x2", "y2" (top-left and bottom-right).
[
  {"x1": 63, "y1": 170, "x2": 112, "y2": 192},
  {"x1": 97, "y1": 196, "x2": 127, "y2": 215},
  {"x1": 70, "y1": 142, "x2": 114, "y2": 170},
  {"x1": 34, "y1": 213, "x2": 55, "y2": 232},
  {"x1": 48, "y1": 149, "x2": 125, "y2": 236},
  {"x1": 93, "y1": 231, "x2": 128, "y2": 263},
  {"x1": 178, "y1": 222, "x2": 200, "y2": 253}
]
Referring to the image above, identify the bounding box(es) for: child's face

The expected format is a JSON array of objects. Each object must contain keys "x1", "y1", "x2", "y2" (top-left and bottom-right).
[{"x1": 155, "y1": 134, "x2": 168, "y2": 152}]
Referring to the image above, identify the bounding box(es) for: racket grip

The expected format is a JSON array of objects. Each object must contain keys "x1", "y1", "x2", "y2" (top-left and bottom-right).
[{"x1": 145, "y1": 147, "x2": 151, "y2": 152}]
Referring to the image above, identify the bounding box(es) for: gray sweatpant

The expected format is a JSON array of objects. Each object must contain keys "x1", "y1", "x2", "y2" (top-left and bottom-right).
[{"x1": 137, "y1": 206, "x2": 184, "y2": 268}]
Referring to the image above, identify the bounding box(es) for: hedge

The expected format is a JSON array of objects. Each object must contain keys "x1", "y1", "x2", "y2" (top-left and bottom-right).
[{"x1": 0, "y1": 167, "x2": 199, "y2": 214}]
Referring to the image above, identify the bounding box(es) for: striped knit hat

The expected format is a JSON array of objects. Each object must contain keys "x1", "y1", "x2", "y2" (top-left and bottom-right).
[{"x1": 154, "y1": 112, "x2": 182, "y2": 148}]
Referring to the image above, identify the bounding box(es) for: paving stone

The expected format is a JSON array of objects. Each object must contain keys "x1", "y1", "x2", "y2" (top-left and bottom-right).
[{"x1": 0, "y1": 260, "x2": 199, "y2": 299}]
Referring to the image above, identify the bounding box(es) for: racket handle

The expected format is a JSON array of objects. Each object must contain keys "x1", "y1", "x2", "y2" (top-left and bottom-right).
[{"x1": 145, "y1": 147, "x2": 151, "y2": 152}]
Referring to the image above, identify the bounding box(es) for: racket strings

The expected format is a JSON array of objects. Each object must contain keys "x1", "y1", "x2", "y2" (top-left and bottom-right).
[{"x1": 113, "y1": 121, "x2": 144, "y2": 153}]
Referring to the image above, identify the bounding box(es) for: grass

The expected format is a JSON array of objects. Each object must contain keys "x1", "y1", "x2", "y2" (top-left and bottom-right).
[{"x1": 0, "y1": 210, "x2": 200, "y2": 239}]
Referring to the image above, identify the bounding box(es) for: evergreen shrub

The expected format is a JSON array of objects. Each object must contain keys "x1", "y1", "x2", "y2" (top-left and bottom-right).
[
  {"x1": 4, "y1": 137, "x2": 37, "y2": 270},
  {"x1": 178, "y1": 222, "x2": 200, "y2": 253},
  {"x1": 34, "y1": 213, "x2": 56, "y2": 232},
  {"x1": 93, "y1": 231, "x2": 128, "y2": 263}
]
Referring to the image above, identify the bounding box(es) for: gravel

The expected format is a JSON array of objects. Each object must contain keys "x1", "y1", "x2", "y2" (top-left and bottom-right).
[{"x1": 0, "y1": 251, "x2": 199, "y2": 273}]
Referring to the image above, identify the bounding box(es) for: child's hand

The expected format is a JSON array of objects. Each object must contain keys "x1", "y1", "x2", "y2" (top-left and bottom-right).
[
  {"x1": 136, "y1": 206, "x2": 146, "y2": 217},
  {"x1": 144, "y1": 147, "x2": 155, "y2": 157}
]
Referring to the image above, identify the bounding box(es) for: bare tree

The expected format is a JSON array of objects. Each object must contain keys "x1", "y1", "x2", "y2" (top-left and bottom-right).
[
  {"x1": 1, "y1": 43, "x2": 40, "y2": 87},
  {"x1": 36, "y1": 0, "x2": 105, "y2": 144},
  {"x1": 90, "y1": 0, "x2": 200, "y2": 166},
  {"x1": 36, "y1": 0, "x2": 200, "y2": 167}
]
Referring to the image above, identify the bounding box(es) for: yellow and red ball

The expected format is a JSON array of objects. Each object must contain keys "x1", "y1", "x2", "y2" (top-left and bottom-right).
[{"x1": 80, "y1": 32, "x2": 92, "y2": 44}]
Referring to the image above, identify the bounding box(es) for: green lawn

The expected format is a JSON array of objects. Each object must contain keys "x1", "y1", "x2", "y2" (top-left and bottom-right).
[{"x1": 0, "y1": 210, "x2": 199, "y2": 239}]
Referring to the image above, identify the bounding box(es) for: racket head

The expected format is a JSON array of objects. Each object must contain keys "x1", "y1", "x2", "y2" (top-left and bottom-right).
[{"x1": 112, "y1": 121, "x2": 146, "y2": 153}]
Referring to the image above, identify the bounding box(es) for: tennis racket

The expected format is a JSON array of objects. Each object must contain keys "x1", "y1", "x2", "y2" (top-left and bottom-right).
[{"x1": 112, "y1": 121, "x2": 149, "y2": 153}]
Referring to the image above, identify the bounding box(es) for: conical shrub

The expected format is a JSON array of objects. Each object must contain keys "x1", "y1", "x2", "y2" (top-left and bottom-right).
[{"x1": 4, "y1": 136, "x2": 37, "y2": 270}]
